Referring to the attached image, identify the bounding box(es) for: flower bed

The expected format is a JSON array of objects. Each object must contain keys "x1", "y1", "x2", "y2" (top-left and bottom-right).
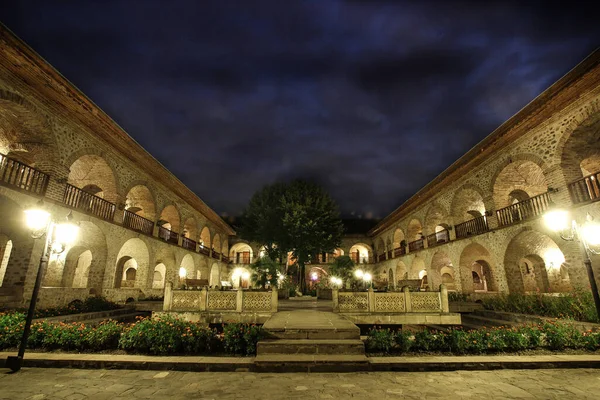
[
  {"x1": 365, "y1": 323, "x2": 600, "y2": 354},
  {"x1": 0, "y1": 313, "x2": 263, "y2": 356},
  {"x1": 479, "y1": 291, "x2": 598, "y2": 323},
  {"x1": 5, "y1": 297, "x2": 122, "y2": 319}
]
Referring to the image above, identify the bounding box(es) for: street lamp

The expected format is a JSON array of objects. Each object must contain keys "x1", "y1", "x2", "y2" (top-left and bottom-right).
[
  {"x1": 330, "y1": 276, "x2": 342, "y2": 288},
  {"x1": 544, "y1": 209, "x2": 600, "y2": 319},
  {"x1": 363, "y1": 272, "x2": 372, "y2": 289},
  {"x1": 7, "y1": 202, "x2": 79, "y2": 372}
]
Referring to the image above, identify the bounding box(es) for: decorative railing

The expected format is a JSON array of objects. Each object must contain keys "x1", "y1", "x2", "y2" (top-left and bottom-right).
[
  {"x1": 0, "y1": 153, "x2": 49, "y2": 196},
  {"x1": 123, "y1": 210, "x2": 154, "y2": 235},
  {"x1": 158, "y1": 226, "x2": 179, "y2": 244},
  {"x1": 62, "y1": 183, "x2": 115, "y2": 221},
  {"x1": 393, "y1": 246, "x2": 406, "y2": 257},
  {"x1": 377, "y1": 253, "x2": 386, "y2": 262},
  {"x1": 211, "y1": 249, "x2": 221, "y2": 260},
  {"x1": 426, "y1": 229, "x2": 450, "y2": 248},
  {"x1": 182, "y1": 236, "x2": 197, "y2": 251},
  {"x1": 163, "y1": 283, "x2": 278, "y2": 313},
  {"x1": 496, "y1": 191, "x2": 550, "y2": 227},
  {"x1": 333, "y1": 285, "x2": 449, "y2": 313},
  {"x1": 222, "y1": 255, "x2": 231, "y2": 263},
  {"x1": 408, "y1": 238, "x2": 424, "y2": 252},
  {"x1": 455, "y1": 215, "x2": 489, "y2": 239},
  {"x1": 568, "y1": 172, "x2": 600, "y2": 204},
  {"x1": 234, "y1": 253, "x2": 251, "y2": 264},
  {"x1": 387, "y1": 250, "x2": 392, "y2": 259}
]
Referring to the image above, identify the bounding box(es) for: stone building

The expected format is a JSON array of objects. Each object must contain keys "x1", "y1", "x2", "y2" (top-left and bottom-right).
[
  {"x1": 0, "y1": 26, "x2": 234, "y2": 308},
  {"x1": 367, "y1": 49, "x2": 600, "y2": 296}
]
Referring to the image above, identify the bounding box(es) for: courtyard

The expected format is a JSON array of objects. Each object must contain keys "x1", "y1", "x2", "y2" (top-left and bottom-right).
[{"x1": 0, "y1": 368, "x2": 598, "y2": 399}]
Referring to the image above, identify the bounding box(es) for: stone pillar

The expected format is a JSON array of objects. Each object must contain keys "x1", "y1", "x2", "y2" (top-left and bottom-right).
[
  {"x1": 440, "y1": 284, "x2": 449, "y2": 313},
  {"x1": 545, "y1": 164, "x2": 574, "y2": 208},
  {"x1": 403, "y1": 286, "x2": 412, "y2": 312},
  {"x1": 271, "y1": 288, "x2": 278, "y2": 312},
  {"x1": 332, "y1": 289, "x2": 339, "y2": 312},
  {"x1": 367, "y1": 287, "x2": 375, "y2": 312},
  {"x1": 236, "y1": 288, "x2": 243, "y2": 312},
  {"x1": 200, "y1": 287, "x2": 207, "y2": 311},
  {"x1": 34, "y1": 160, "x2": 69, "y2": 204},
  {"x1": 483, "y1": 195, "x2": 498, "y2": 230},
  {"x1": 163, "y1": 282, "x2": 173, "y2": 311}
]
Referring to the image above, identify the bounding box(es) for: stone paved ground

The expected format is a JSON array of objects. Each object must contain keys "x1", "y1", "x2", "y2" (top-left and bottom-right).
[{"x1": 1, "y1": 368, "x2": 599, "y2": 399}]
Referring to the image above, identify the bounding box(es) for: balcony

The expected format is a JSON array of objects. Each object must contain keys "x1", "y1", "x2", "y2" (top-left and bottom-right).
[
  {"x1": 182, "y1": 236, "x2": 197, "y2": 251},
  {"x1": 568, "y1": 171, "x2": 600, "y2": 205},
  {"x1": 0, "y1": 153, "x2": 49, "y2": 196},
  {"x1": 377, "y1": 253, "x2": 386, "y2": 262},
  {"x1": 158, "y1": 226, "x2": 179, "y2": 244},
  {"x1": 496, "y1": 191, "x2": 550, "y2": 227},
  {"x1": 455, "y1": 215, "x2": 489, "y2": 239},
  {"x1": 350, "y1": 252, "x2": 369, "y2": 264},
  {"x1": 63, "y1": 183, "x2": 115, "y2": 221},
  {"x1": 234, "y1": 252, "x2": 251, "y2": 264},
  {"x1": 426, "y1": 229, "x2": 450, "y2": 248},
  {"x1": 222, "y1": 255, "x2": 231, "y2": 264},
  {"x1": 211, "y1": 250, "x2": 221, "y2": 260},
  {"x1": 408, "y1": 238, "x2": 424, "y2": 252},
  {"x1": 393, "y1": 246, "x2": 406, "y2": 257},
  {"x1": 123, "y1": 209, "x2": 154, "y2": 235}
]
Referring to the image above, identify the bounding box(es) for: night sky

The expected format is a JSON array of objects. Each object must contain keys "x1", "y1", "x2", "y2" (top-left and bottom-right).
[{"x1": 2, "y1": 1, "x2": 598, "y2": 219}]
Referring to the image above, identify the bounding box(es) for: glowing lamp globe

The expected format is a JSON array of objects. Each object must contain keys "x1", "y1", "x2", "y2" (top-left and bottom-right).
[
  {"x1": 54, "y1": 222, "x2": 79, "y2": 245},
  {"x1": 544, "y1": 209, "x2": 570, "y2": 232},
  {"x1": 581, "y1": 221, "x2": 600, "y2": 247},
  {"x1": 24, "y1": 208, "x2": 50, "y2": 232},
  {"x1": 178, "y1": 267, "x2": 187, "y2": 278},
  {"x1": 363, "y1": 272, "x2": 372, "y2": 282},
  {"x1": 354, "y1": 269, "x2": 364, "y2": 279}
]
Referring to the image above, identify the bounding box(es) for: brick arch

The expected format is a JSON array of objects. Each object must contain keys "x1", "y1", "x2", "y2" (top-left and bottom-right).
[
  {"x1": 199, "y1": 226, "x2": 212, "y2": 248},
  {"x1": 182, "y1": 216, "x2": 199, "y2": 240},
  {"x1": 558, "y1": 108, "x2": 600, "y2": 184},
  {"x1": 458, "y1": 241, "x2": 496, "y2": 293},
  {"x1": 158, "y1": 203, "x2": 181, "y2": 233},
  {"x1": 65, "y1": 149, "x2": 119, "y2": 203},
  {"x1": 423, "y1": 202, "x2": 451, "y2": 234},
  {"x1": 153, "y1": 247, "x2": 177, "y2": 286},
  {"x1": 376, "y1": 237, "x2": 386, "y2": 255},
  {"x1": 392, "y1": 227, "x2": 405, "y2": 248},
  {"x1": 124, "y1": 181, "x2": 157, "y2": 221},
  {"x1": 0, "y1": 89, "x2": 58, "y2": 165},
  {"x1": 450, "y1": 183, "x2": 487, "y2": 222},
  {"x1": 406, "y1": 218, "x2": 423, "y2": 241}
]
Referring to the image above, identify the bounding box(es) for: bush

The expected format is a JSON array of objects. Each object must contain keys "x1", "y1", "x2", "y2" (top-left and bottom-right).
[
  {"x1": 0, "y1": 312, "x2": 25, "y2": 350},
  {"x1": 223, "y1": 323, "x2": 264, "y2": 355},
  {"x1": 85, "y1": 320, "x2": 123, "y2": 351},
  {"x1": 30, "y1": 296, "x2": 121, "y2": 319},
  {"x1": 365, "y1": 327, "x2": 395, "y2": 353},
  {"x1": 394, "y1": 330, "x2": 413, "y2": 353},
  {"x1": 481, "y1": 291, "x2": 598, "y2": 323}
]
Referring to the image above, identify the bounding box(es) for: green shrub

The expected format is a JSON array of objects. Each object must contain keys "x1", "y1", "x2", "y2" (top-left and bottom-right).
[
  {"x1": 394, "y1": 330, "x2": 413, "y2": 353},
  {"x1": 85, "y1": 320, "x2": 123, "y2": 351},
  {"x1": 0, "y1": 312, "x2": 25, "y2": 350},
  {"x1": 223, "y1": 323, "x2": 264, "y2": 355},
  {"x1": 365, "y1": 328, "x2": 395, "y2": 353}
]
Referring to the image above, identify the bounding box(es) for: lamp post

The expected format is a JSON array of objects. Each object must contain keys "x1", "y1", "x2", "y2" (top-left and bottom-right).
[
  {"x1": 363, "y1": 272, "x2": 373, "y2": 289},
  {"x1": 6, "y1": 203, "x2": 79, "y2": 372},
  {"x1": 544, "y1": 209, "x2": 600, "y2": 320}
]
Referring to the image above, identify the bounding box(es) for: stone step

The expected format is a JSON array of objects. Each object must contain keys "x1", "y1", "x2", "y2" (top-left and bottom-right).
[
  {"x1": 461, "y1": 314, "x2": 519, "y2": 328},
  {"x1": 266, "y1": 327, "x2": 360, "y2": 340},
  {"x1": 80, "y1": 311, "x2": 151, "y2": 326},
  {"x1": 254, "y1": 354, "x2": 370, "y2": 372},
  {"x1": 257, "y1": 339, "x2": 365, "y2": 355}
]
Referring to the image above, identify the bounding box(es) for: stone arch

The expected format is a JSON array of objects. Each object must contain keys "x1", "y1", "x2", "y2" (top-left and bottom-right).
[
  {"x1": 231, "y1": 266, "x2": 251, "y2": 289},
  {"x1": 152, "y1": 263, "x2": 166, "y2": 289},
  {"x1": 0, "y1": 89, "x2": 58, "y2": 166},
  {"x1": 406, "y1": 218, "x2": 423, "y2": 241},
  {"x1": 182, "y1": 216, "x2": 198, "y2": 240},
  {"x1": 376, "y1": 237, "x2": 386, "y2": 255},
  {"x1": 491, "y1": 155, "x2": 548, "y2": 210},
  {"x1": 392, "y1": 228, "x2": 405, "y2": 249},
  {"x1": 153, "y1": 247, "x2": 177, "y2": 286},
  {"x1": 125, "y1": 184, "x2": 156, "y2": 221},
  {"x1": 66, "y1": 150, "x2": 119, "y2": 202},
  {"x1": 209, "y1": 263, "x2": 220, "y2": 286},
  {"x1": 430, "y1": 250, "x2": 457, "y2": 291},
  {"x1": 0, "y1": 194, "x2": 34, "y2": 288},
  {"x1": 212, "y1": 234, "x2": 221, "y2": 253},
  {"x1": 557, "y1": 105, "x2": 600, "y2": 184},
  {"x1": 114, "y1": 238, "x2": 150, "y2": 289},
  {"x1": 230, "y1": 242, "x2": 253, "y2": 264},
  {"x1": 410, "y1": 256, "x2": 426, "y2": 280},
  {"x1": 349, "y1": 243, "x2": 372, "y2": 264},
  {"x1": 221, "y1": 236, "x2": 228, "y2": 256},
  {"x1": 179, "y1": 254, "x2": 195, "y2": 280},
  {"x1": 158, "y1": 204, "x2": 181, "y2": 232},
  {"x1": 424, "y1": 203, "x2": 450, "y2": 235},
  {"x1": 459, "y1": 242, "x2": 497, "y2": 293},
  {"x1": 396, "y1": 260, "x2": 407, "y2": 281},
  {"x1": 200, "y1": 226, "x2": 211, "y2": 248},
  {"x1": 451, "y1": 183, "x2": 487, "y2": 223},
  {"x1": 503, "y1": 229, "x2": 570, "y2": 293}
]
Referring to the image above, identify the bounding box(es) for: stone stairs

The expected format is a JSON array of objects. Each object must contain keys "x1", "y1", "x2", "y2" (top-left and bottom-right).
[
  {"x1": 255, "y1": 310, "x2": 368, "y2": 372},
  {"x1": 461, "y1": 313, "x2": 520, "y2": 330}
]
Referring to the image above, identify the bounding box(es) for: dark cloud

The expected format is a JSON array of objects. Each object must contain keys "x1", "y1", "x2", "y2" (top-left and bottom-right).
[{"x1": 1, "y1": 0, "x2": 598, "y2": 218}]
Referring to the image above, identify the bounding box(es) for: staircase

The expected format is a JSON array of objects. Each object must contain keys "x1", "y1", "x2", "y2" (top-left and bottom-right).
[{"x1": 255, "y1": 310, "x2": 369, "y2": 372}]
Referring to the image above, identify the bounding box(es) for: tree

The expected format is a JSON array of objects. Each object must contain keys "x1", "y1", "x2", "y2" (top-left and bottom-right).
[
  {"x1": 249, "y1": 256, "x2": 280, "y2": 289},
  {"x1": 329, "y1": 255, "x2": 355, "y2": 288},
  {"x1": 239, "y1": 180, "x2": 344, "y2": 294}
]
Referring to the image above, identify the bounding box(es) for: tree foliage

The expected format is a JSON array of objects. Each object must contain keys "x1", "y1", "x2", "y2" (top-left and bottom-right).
[
  {"x1": 249, "y1": 256, "x2": 280, "y2": 289},
  {"x1": 329, "y1": 255, "x2": 355, "y2": 288},
  {"x1": 239, "y1": 180, "x2": 344, "y2": 293}
]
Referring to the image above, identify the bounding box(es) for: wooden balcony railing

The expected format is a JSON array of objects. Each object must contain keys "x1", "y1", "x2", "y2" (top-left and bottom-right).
[
  {"x1": 159, "y1": 226, "x2": 179, "y2": 244},
  {"x1": 123, "y1": 210, "x2": 154, "y2": 235},
  {"x1": 408, "y1": 238, "x2": 424, "y2": 252},
  {"x1": 182, "y1": 236, "x2": 197, "y2": 251},
  {"x1": 426, "y1": 229, "x2": 450, "y2": 248},
  {"x1": 211, "y1": 250, "x2": 221, "y2": 260},
  {"x1": 377, "y1": 253, "x2": 386, "y2": 262},
  {"x1": 568, "y1": 171, "x2": 600, "y2": 204},
  {"x1": 0, "y1": 153, "x2": 49, "y2": 196},
  {"x1": 235, "y1": 252, "x2": 251, "y2": 264},
  {"x1": 393, "y1": 246, "x2": 406, "y2": 257},
  {"x1": 198, "y1": 245, "x2": 210, "y2": 256},
  {"x1": 222, "y1": 255, "x2": 231, "y2": 264},
  {"x1": 387, "y1": 250, "x2": 392, "y2": 259},
  {"x1": 496, "y1": 191, "x2": 550, "y2": 227},
  {"x1": 350, "y1": 252, "x2": 369, "y2": 264},
  {"x1": 455, "y1": 215, "x2": 489, "y2": 239},
  {"x1": 63, "y1": 183, "x2": 115, "y2": 221}
]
